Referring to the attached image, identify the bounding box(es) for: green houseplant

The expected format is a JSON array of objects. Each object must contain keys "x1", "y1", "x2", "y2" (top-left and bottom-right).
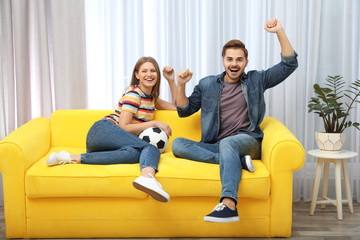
[{"x1": 308, "y1": 75, "x2": 360, "y2": 152}]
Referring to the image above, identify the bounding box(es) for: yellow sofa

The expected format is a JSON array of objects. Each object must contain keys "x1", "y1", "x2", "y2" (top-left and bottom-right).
[{"x1": 0, "y1": 109, "x2": 305, "y2": 238}]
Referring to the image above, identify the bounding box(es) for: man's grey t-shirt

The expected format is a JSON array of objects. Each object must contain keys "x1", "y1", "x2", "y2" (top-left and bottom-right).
[{"x1": 216, "y1": 80, "x2": 251, "y2": 141}]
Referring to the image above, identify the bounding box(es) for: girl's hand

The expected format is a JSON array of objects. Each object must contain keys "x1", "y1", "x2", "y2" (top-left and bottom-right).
[
  {"x1": 163, "y1": 66, "x2": 175, "y2": 82},
  {"x1": 153, "y1": 120, "x2": 172, "y2": 137}
]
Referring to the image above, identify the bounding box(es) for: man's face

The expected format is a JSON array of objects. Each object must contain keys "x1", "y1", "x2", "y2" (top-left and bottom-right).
[{"x1": 222, "y1": 48, "x2": 248, "y2": 82}]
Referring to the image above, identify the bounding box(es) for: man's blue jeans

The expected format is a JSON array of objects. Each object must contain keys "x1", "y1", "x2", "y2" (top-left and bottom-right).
[
  {"x1": 172, "y1": 134, "x2": 261, "y2": 204},
  {"x1": 80, "y1": 119, "x2": 160, "y2": 171}
]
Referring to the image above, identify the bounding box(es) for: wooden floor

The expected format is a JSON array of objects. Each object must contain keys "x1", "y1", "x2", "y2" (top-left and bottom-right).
[{"x1": 1, "y1": 201, "x2": 359, "y2": 239}]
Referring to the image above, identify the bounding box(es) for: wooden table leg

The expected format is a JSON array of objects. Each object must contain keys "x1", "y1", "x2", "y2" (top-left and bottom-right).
[
  {"x1": 334, "y1": 160, "x2": 343, "y2": 220},
  {"x1": 321, "y1": 161, "x2": 330, "y2": 209},
  {"x1": 342, "y1": 159, "x2": 354, "y2": 213},
  {"x1": 310, "y1": 158, "x2": 323, "y2": 215}
]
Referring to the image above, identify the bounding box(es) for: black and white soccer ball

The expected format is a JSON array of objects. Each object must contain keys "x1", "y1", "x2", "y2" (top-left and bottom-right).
[{"x1": 138, "y1": 127, "x2": 169, "y2": 153}]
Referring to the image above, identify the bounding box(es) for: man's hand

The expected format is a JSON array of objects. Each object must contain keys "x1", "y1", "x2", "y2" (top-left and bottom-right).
[
  {"x1": 162, "y1": 66, "x2": 175, "y2": 82},
  {"x1": 264, "y1": 18, "x2": 283, "y2": 33},
  {"x1": 175, "y1": 69, "x2": 193, "y2": 107},
  {"x1": 264, "y1": 18, "x2": 294, "y2": 56},
  {"x1": 177, "y1": 69, "x2": 193, "y2": 86}
]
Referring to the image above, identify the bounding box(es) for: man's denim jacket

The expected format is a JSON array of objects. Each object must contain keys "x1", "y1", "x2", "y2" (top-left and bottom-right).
[{"x1": 176, "y1": 53, "x2": 298, "y2": 143}]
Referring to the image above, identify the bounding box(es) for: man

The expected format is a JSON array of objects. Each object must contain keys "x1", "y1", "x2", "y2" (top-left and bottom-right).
[{"x1": 172, "y1": 18, "x2": 298, "y2": 223}]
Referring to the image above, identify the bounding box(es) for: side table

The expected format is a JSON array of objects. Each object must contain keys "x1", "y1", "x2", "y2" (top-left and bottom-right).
[{"x1": 308, "y1": 149, "x2": 358, "y2": 220}]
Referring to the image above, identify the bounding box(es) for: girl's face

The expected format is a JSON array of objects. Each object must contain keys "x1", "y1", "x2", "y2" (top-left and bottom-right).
[{"x1": 135, "y1": 62, "x2": 158, "y2": 95}]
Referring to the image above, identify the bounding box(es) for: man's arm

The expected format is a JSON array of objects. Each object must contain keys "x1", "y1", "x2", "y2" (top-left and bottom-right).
[
  {"x1": 261, "y1": 18, "x2": 298, "y2": 89},
  {"x1": 175, "y1": 69, "x2": 193, "y2": 107},
  {"x1": 264, "y1": 18, "x2": 295, "y2": 56}
]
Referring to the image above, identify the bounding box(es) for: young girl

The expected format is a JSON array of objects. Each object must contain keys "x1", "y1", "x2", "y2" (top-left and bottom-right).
[{"x1": 47, "y1": 56, "x2": 177, "y2": 203}]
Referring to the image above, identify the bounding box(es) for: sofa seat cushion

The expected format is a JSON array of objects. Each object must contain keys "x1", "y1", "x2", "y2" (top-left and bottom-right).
[{"x1": 25, "y1": 148, "x2": 270, "y2": 200}]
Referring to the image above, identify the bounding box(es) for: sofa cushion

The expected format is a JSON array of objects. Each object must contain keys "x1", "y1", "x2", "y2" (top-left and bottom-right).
[{"x1": 25, "y1": 148, "x2": 270, "y2": 200}]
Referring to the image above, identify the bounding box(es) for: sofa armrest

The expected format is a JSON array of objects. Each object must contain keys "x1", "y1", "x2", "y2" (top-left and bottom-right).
[
  {"x1": 260, "y1": 117, "x2": 305, "y2": 237},
  {"x1": 0, "y1": 117, "x2": 50, "y2": 238},
  {"x1": 260, "y1": 117, "x2": 305, "y2": 172}
]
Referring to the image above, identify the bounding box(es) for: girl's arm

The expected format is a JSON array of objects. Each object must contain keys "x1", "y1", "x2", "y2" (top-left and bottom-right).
[
  {"x1": 156, "y1": 98, "x2": 176, "y2": 110},
  {"x1": 118, "y1": 110, "x2": 172, "y2": 137},
  {"x1": 162, "y1": 66, "x2": 177, "y2": 108}
]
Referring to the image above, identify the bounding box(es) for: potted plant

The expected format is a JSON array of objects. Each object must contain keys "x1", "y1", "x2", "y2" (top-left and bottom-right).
[{"x1": 308, "y1": 75, "x2": 360, "y2": 152}]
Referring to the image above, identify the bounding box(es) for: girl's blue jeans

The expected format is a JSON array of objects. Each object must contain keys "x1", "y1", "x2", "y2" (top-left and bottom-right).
[
  {"x1": 172, "y1": 134, "x2": 261, "y2": 204},
  {"x1": 80, "y1": 119, "x2": 160, "y2": 171}
]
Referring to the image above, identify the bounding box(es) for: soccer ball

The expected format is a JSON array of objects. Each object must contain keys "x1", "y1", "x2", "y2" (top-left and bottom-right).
[{"x1": 138, "y1": 127, "x2": 169, "y2": 153}]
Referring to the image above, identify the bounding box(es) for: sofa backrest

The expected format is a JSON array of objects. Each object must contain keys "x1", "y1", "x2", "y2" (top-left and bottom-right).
[
  {"x1": 50, "y1": 109, "x2": 201, "y2": 150},
  {"x1": 153, "y1": 110, "x2": 201, "y2": 149}
]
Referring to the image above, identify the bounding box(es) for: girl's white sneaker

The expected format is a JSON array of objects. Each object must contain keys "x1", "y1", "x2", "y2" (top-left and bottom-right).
[
  {"x1": 47, "y1": 151, "x2": 77, "y2": 166},
  {"x1": 133, "y1": 173, "x2": 170, "y2": 202}
]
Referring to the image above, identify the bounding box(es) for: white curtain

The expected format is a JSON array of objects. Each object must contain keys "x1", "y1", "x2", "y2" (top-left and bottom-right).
[
  {"x1": 0, "y1": 0, "x2": 87, "y2": 205},
  {"x1": 0, "y1": 0, "x2": 87, "y2": 139},
  {"x1": 1, "y1": 0, "x2": 359, "y2": 204}
]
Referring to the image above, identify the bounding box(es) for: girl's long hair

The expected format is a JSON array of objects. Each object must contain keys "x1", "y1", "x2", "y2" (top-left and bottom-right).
[{"x1": 130, "y1": 56, "x2": 161, "y2": 100}]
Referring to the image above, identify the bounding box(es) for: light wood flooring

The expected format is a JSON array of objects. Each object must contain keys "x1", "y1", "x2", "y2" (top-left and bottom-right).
[{"x1": 1, "y1": 201, "x2": 359, "y2": 239}]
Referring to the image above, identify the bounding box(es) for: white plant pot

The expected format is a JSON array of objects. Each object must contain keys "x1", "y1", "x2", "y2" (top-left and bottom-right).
[{"x1": 315, "y1": 131, "x2": 346, "y2": 153}]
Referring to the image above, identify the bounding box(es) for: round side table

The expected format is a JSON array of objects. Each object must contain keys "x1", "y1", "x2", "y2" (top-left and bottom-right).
[{"x1": 307, "y1": 149, "x2": 358, "y2": 220}]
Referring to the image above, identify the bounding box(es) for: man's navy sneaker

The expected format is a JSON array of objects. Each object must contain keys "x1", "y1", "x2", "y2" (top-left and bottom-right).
[
  {"x1": 240, "y1": 155, "x2": 255, "y2": 172},
  {"x1": 204, "y1": 203, "x2": 239, "y2": 223}
]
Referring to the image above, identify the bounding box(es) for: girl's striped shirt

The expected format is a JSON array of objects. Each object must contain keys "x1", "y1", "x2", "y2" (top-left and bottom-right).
[{"x1": 104, "y1": 85, "x2": 158, "y2": 125}]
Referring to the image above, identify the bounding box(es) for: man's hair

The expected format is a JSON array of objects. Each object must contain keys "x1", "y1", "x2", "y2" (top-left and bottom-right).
[{"x1": 222, "y1": 39, "x2": 248, "y2": 59}]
